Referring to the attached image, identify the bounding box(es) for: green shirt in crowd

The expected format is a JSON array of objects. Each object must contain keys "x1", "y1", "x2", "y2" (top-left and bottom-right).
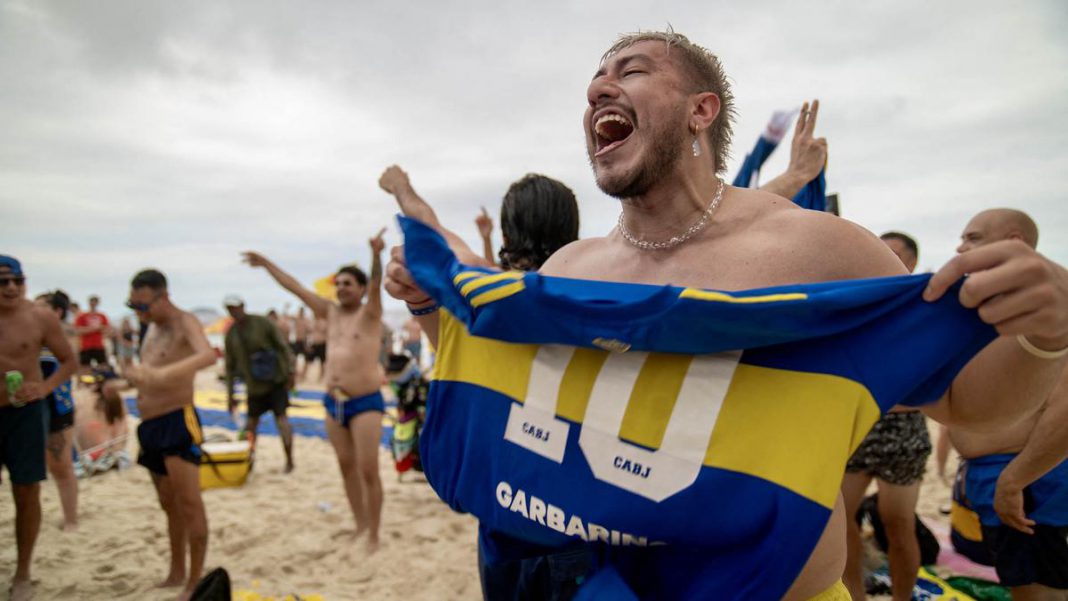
[{"x1": 224, "y1": 314, "x2": 293, "y2": 398}]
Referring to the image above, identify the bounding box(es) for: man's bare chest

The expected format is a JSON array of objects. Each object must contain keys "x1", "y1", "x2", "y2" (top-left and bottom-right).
[
  {"x1": 141, "y1": 326, "x2": 192, "y2": 367},
  {"x1": 0, "y1": 313, "x2": 42, "y2": 363}
]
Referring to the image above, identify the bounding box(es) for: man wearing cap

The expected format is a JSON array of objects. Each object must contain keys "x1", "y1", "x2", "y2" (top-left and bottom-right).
[
  {"x1": 74, "y1": 294, "x2": 110, "y2": 375},
  {"x1": 0, "y1": 255, "x2": 76, "y2": 601},
  {"x1": 223, "y1": 295, "x2": 296, "y2": 473}
]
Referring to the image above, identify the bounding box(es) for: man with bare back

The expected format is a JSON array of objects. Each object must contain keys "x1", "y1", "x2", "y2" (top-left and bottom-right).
[
  {"x1": 107, "y1": 269, "x2": 216, "y2": 601},
  {"x1": 243, "y1": 229, "x2": 387, "y2": 553},
  {"x1": 383, "y1": 32, "x2": 1068, "y2": 600},
  {"x1": 0, "y1": 255, "x2": 76, "y2": 601}
]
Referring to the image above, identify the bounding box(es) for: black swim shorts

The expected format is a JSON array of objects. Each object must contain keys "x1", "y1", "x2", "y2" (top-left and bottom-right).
[
  {"x1": 0, "y1": 400, "x2": 48, "y2": 484},
  {"x1": 137, "y1": 406, "x2": 203, "y2": 476}
]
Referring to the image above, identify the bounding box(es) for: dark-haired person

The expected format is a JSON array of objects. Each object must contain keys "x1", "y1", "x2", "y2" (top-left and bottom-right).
[
  {"x1": 34, "y1": 290, "x2": 80, "y2": 532},
  {"x1": 379, "y1": 167, "x2": 581, "y2": 273},
  {"x1": 841, "y1": 231, "x2": 928, "y2": 601},
  {"x1": 0, "y1": 256, "x2": 76, "y2": 601},
  {"x1": 104, "y1": 269, "x2": 216, "y2": 601},
  {"x1": 243, "y1": 229, "x2": 388, "y2": 553}
]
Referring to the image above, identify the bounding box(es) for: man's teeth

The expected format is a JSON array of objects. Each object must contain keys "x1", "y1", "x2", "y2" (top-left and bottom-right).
[{"x1": 595, "y1": 114, "x2": 631, "y2": 137}]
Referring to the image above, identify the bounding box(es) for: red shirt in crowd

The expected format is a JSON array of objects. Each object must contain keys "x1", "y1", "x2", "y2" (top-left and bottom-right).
[{"x1": 75, "y1": 311, "x2": 110, "y2": 350}]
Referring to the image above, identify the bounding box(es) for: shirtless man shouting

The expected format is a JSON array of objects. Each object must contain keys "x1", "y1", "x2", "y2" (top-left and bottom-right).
[
  {"x1": 0, "y1": 255, "x2": 76, "y2": 601},
  {"x1": 384, "y1": 32, "x2": 1068, "y2": 600},
  {"x1": 108, "y1": 269, "x2": 216, "y2": 601},
  {"x1": 244, "y1": 228, "x2": 387, "y2": 553}
]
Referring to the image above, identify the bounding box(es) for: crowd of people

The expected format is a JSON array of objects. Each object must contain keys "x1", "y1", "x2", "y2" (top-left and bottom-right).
[{"x1": 2, "y1": 29, "x2": 1066, "y2": 601}]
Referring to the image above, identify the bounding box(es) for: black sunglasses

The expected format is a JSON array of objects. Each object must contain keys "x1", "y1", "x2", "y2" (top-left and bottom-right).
[
  {"x1": 126, "y1": 294, "x2": 160, "y2": 312},
  {"x1": 0, "y1": 276, "x2": 25, "y2": 287}
]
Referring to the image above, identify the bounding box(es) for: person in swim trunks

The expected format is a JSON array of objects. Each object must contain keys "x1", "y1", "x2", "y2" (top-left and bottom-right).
[
  {"x1": 948, "y1": 209, "x2": 1068, "y2": 600},
  {"x1": 34, "y1": 290, "x2": 81, "y2": 532},
  {"x1": 0, "y1": 256, "x2": 77, "y2": 601},
  {"x1": 383, "y1": 31, "x2": 1068, "y2": 601},
  {"x1": 244, "y1": 228, "x2": 388, "y2": 553},
  {"x1": 104, "y1": 269, "x2": 216, "y2": 601},
  {"x1": 842, "y1": 231, "x2": 932, "y2": 601}
]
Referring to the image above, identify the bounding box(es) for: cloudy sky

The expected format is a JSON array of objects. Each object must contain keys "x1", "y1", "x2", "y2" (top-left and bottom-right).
[{"x1": 2, "y1": 0, "x2": 1066, "y2": 325}]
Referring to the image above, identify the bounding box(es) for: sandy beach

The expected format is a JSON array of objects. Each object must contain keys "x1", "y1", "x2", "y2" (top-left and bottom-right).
[
  {"x1": 0, "y1": 372, "x2": 481, "y2": 601},
  {"x1": 0, "y1": 371, "x2": 970, "y2": 601}
]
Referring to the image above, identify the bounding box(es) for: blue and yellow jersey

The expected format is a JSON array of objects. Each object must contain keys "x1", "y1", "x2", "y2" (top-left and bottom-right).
[{"x1": 400, "y1": 216, "x2": 996, "y2": 600}]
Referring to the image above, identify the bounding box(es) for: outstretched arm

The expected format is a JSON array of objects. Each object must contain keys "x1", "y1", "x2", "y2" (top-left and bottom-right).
[
  {"x1": 476, "y1": 207, "x2": 497, "y2": 265},
  {"x1": 379, "y1": 165, "x2": 492, "y2": 267},
  {"x1": 760, "y1": 99, "x2": 827, "y2": 200},
  {"x1": 923, "y1": 242, "x2": 1068, "y2": 430},
  {"x1": 993, "y1": 368, "x2": 1068, "y2": 533},
  {"x1": 243, "y1": 252, "x2": 332, "y2": 319},
  {"x1": 364, "y1": 228, "x2": 386, "y2": 319}
]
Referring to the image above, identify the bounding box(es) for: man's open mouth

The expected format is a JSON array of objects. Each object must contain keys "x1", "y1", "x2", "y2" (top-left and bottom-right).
[{"x1": 593, "y1": 112, "x2": 634, "y2": 157}]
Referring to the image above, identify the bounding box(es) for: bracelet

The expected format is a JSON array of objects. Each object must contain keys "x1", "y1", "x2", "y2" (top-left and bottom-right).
[
  {"x1": 407, "y1": 301, "x2": 439, "y2": 316},
  {"x1": 1017, "y1": 334, "x2": 1068, "y2": 360}
]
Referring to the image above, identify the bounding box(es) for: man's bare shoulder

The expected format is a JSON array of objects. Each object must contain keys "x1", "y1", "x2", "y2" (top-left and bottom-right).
[
  {"x1": 735, "y1": 187, "x2": 908, "y2": 281},
  {"x1": 539, "y1": 238, "x2": 612, "y2": 277}
]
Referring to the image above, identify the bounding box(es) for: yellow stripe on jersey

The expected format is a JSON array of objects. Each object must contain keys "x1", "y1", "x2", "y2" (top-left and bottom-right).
[
  {"x1": 433, "y1": 312, "x2": 879, "y2": 509},
  {"x1": 680, "y1": 289, "x2": 808, "y2": 304},
  {"x1": 470, "y1": 281, "x2": 526, "y2": 307},
  {"x1": 619, "y1": 353, "x2": 692, "y2": 450},
  {"x1": 704, "y1": 365, "x2": 879, "y2": 508},
  {"x1": 453, "y1": 271, "x2": 485, "y2": 285},
  {"x1": 435, "y1": 311, "x2": 538, "y2": 403},
  {"x1": 458, "y1": 271, "x2": 524, "y2": 297},
  {"x1": 555, "y1": 348, "x2": 609, "y2": 423}
]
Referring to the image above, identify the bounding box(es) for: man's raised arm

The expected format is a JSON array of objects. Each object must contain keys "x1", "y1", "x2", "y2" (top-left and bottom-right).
[
  {"x1": 242, "y1": 252, "x2": 331, "y2": 319},
  {"x1": 378, "y1": 165, "x2": 491, "y2": 267},
  {"x1": 364, "y1": 228, "x2": 386, "y2": 319},
  {"x1": 760, "y1": 99, "x2": 827, "y2": 201}
]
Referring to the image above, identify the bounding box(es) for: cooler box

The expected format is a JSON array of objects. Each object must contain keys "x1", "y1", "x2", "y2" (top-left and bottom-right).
[{"x1": 199, "y1": 440, "x2": 254, "y2": 490}]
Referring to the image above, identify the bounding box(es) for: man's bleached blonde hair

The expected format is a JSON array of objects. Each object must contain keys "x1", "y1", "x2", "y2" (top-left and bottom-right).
[{"x1": 602, "y1": 30, "x2": 736, "y2": 173}]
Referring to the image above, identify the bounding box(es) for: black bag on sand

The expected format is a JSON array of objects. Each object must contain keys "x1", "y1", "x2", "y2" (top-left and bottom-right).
[
  {"x1": 192, "y1": 567, "x2": 231, "y2": 601},
  {"x1": 857, "y1": 493, "x2": 941, "y2": 566}
]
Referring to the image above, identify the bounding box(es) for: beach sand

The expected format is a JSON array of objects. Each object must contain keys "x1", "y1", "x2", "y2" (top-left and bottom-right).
[
  {"x1": 0, "y1": 375, "x2": 481, "y2": 601},
  {"x1": 1, "y1": 373, "x2": 965, "y2": 601}
]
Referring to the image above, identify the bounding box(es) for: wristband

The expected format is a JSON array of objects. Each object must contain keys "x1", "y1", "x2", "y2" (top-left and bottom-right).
[
  {"x1": 407, "y1": 301, "x2": 440, "y2": 316},
  {"x1": 1017, "y1": 335, "x2": 1068, "y2": 360}
]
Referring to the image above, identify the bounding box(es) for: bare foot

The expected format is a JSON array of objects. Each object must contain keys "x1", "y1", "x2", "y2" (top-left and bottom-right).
[
  {"x1": 284, "y1": 462, "x2": 294, "y2": 474},
  {"x1": 365, "y1": 536, "x2": 381, "y2": 555},
  {"x1": 60, "y1": 521, "x2": 79, "y2": 532},
  {"x1": 175, "y1": 586, "x2": 194, "y2": 601},
  {"x1": 10, "y1": 579, "x2": 33, "y2": 601},
  {"x1": 155, "y1": 574, "x2": 185, "y2": 588}
]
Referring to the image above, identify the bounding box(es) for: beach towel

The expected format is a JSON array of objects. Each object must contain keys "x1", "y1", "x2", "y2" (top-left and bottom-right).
[{"x1": 400, "y1": 216, "x2": 996, "y2": 600}]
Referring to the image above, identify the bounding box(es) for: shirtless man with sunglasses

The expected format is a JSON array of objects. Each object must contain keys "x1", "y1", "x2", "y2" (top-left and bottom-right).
[
  {"x1": 106, "y1": 268, "x2": 216, "y2": 601},
  {"x1": 0, "y1": 255, "x2": 76, "y2": 601}
]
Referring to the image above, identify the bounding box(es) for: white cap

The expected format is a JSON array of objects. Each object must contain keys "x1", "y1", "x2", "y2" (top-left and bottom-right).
[{"x1": 223, "y1": 294, "x2": 244, "y2": 307}]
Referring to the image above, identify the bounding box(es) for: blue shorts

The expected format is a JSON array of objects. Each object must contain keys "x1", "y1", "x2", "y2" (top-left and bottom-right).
[
  {"x1": 323, "y1": 390, "x2": 384, "y2": 428},
  {"x1": 137, "y1": 406, "x2": 203, "y2": 476},
  {"x1": 963, "y1": 454, "x2": 1068, "y2": 588}
]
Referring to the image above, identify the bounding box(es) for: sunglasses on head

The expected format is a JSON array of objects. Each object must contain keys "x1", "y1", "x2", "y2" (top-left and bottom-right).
[{"x1": 0, "y1": 276, "x2": 25, "y2": 287}]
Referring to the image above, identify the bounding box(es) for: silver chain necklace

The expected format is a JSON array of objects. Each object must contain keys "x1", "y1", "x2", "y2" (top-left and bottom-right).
[{"x1": 617, "y1": 178, "x2": 725, "y2": 251}]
